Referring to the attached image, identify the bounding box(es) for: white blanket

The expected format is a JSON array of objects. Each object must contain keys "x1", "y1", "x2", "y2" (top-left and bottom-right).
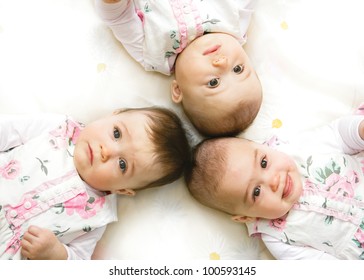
[{"x1": 1, "y1": 0, "x2": 363, "y2": 260}]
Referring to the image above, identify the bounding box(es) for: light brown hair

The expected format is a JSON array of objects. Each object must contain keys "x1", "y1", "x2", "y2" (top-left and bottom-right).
[
  {"x1": 116, "y1": 107, "x2": 191, "y2": 189},
  {"x1": 183, "y1": 98, "x2": 261, "y2": 138},
  {"x1": 184, "y1": 137, "x2": 233, "y2": 214}
]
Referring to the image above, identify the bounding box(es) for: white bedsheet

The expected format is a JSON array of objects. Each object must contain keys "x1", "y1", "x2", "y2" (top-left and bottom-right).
[{"x1": 1, "y1": 0, "x2": 363, "y2": 260}]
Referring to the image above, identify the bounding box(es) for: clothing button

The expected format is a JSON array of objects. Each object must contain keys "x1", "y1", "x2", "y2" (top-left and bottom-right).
[
  {"x1": 10, "y1": 210, "x2": 17, "y2": 218},
  {"x1": 24, "y1": 201, "x2": 32, "y2": 209}
]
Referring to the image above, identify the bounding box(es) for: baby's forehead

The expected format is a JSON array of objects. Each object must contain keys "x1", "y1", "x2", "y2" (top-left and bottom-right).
[
  {"x1": 117, "y1": 109, "x2": 151, "y2": 119},
  {"x1": 223, "y1": 138, "x2": 258, "y2": 167},
  {"x1": 225, "y1": 138, "x2": 255, "y2": 151},
  {"x1": 140, "y1": 154, "x2": 162, "y2": 170}
]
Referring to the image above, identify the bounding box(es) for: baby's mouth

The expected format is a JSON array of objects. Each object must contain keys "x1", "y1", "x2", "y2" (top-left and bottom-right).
[
  {"x1": 203, "y1": 45, "x2": 221, "y2": 55},
  {"x1": 282, "y1": 175, "x2": 292, "y2": 199},
  {"x1": 88, "y1": 143, "x2": 93, "y2": 165}
]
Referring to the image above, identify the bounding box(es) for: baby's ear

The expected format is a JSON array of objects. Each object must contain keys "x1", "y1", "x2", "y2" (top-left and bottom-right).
[
  {"x1": 114, "y1": 188, "x2": 136, "y2": 196},
  {"x1": 171, "y1": 80, "x2": 183, "y2": 103},
  {"x1": 231, "y1": 215, "x2": 255, "y2": 223}
]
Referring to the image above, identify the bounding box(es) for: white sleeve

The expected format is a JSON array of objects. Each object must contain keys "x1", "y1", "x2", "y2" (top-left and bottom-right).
[
  {"x1": 0, "y1": 113, "x2": 66, "y2": 152},
  {"x1": 64, "y1": 226, "x2": 107, "y2": 260},
  {"x1": 262, "y1": 234, "x2": 338, "y2": 260},
  {"x1": 332, "y1": 115, "x2": 364, "y2": 155},
  {"x1": 237, "y1": 0, "x2": 255, "y2": 41},
  {"x1": 94, "y1": 0, "x2": 145, "y2": 65}
]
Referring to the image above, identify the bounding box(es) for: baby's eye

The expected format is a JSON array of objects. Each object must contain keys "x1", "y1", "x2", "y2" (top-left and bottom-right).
[
  {"x1": 207, "y1": 78, "x2": 220, "y2": 88},
  {"x1": 113, "y1": 127, "x2": 121, "y2": 139},
  {"x1": 233, "y1": 64, "x2": 244, "y2": 74},
  {"x1": 253, "y1": 186, "x2": 261, "y2": 201},
  {"x1": 261, "y1": 157, "x2": 268, "y2": 168},
  {"x1": 118, "y1": 159, "x2": 127, "y2": 172}
]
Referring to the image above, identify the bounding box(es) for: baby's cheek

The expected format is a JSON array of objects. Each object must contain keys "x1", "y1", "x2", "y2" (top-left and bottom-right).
[{"x1": 284, "y1": 155, "x2": 296, "y2": 170}]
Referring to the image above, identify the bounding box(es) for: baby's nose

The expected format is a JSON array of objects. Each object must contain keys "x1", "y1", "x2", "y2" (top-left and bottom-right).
[
  {"x1": 212, "y1": 55, "x2": 228, "y2": 67},
  {"x1": 100, "y1": 145, "x2": 112, "y2": 162},
  {"x1": 267, "y1": 174, "x2": 279, "y2": 192}
]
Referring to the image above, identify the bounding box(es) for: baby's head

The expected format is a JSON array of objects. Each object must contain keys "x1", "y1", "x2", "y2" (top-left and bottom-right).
[
  {"x1": 74, "y1": 107, "x2": 191, "y2": 196},
  {"x1": 171, "y1": 33, "x2": 262, "y2": 137},
  {"x1": 185, "y1": 137, "x2": 302, "y2": 222}
]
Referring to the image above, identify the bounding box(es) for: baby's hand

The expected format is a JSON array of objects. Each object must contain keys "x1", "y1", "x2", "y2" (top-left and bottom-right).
[
  {"x1": 20, "y1": 225, "x2": 67, "y2": 260},
  {"x1": 359, "y1": 120, "x2": 364, "y2": 141}
]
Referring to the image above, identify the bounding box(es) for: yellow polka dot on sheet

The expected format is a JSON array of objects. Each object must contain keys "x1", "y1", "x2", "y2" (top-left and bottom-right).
[
  {"x1": 280, "y1": 21, "x2": 288, "y2": 30},
  {"x1": 272, "y1": 118, "x2": 282, "y2": 128},
  {"x1": 97, "y1": 63, "x2": 106, "y2": 73},
  {"x1": 209, "y1": 252, "x2": 220, "y2": 260}
]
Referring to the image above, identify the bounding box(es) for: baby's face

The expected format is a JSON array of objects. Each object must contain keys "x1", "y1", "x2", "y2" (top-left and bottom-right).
[
  {"x1": 218, "y1": 138, "x2": 302, "y2": 220},
  {"x1": 173, "y1": 33, "x2": 262, "y2": 121},
  {"x1": 73, "y1": 110, "x2": 163, "y2": 193}
]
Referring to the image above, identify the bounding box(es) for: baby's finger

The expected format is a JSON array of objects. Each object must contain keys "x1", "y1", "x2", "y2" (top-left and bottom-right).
[
  {"x1": 20, "y1": 237, "x2": 32, "y2": 250},
  {"x1": 20, "y1": 245, "x2": 33, "y2": 260},
  {"x1": 26, "y1": 225, "x2": 41, "y2": 236},
  {"x1": 21, "y1": 230, "x2": 33, "y2": 242},
  {"x1": 20, "y1": 237, "x2": 34, "y2": 259}
]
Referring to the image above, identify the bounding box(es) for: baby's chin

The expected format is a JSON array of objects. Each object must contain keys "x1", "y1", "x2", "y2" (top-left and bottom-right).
[{"x1": 263, "y1": 209, "x2": 290, "y2": 220}]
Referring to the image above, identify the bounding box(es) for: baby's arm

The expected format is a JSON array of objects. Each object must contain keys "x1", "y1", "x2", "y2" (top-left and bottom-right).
[
  {"x1": 95, "y1": 0, "x2": 145, "y2": 65},
  {"x1": 262, "y1": 234, "x2": 338, "y2": 260},
  {"x1": 359, "y1": 120, "x2": 364, "y2": 140},
  {"x1": 333, "y1": 115, "x2": 364, "y2": 154},
  {"x1": 20, "y1": 226, "x2": 67, "y2": 260},
  {"x1": 65, "y1": 227, "x2": 107, "y2": 260},
  {"x1": 0, "y1": 113, "x2": 66, "y2": 152},
  {"x1": 20, "y1": 225, "x2": 106, "y2": 260}
]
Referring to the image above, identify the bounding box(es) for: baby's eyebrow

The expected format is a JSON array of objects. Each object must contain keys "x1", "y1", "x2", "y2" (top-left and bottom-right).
[
  {"x1": 118, "y1": 120, "x2": 130, "y2": 139},
  {"x1": 128, "y1": 159, "x2": 135, "y2": 178},
  {"x1": 253, "y1": 148, "x2": 258, "y2": 167},
  {"x1": 242, "y1": 184, "x2": 248, "y2": 205},
  {"x1": 117, "y1": 120, "x2": 135, "y2": 177},
  {"x1": 242, "y1": 148, "x2": 258, "y2": 205}
]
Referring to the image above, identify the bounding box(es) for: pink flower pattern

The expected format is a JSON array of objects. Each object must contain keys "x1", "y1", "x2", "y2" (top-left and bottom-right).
[
  {"x1": 263, "y1": 135, "x2": 287, "y2": 149},
  {"x1": 0, "y1": 160, "x2": 21, "y2": 180},
  {"x1": 303, "y1": 178, "x2": 317, "y2": 191},
  {"x1": 64, "y1": 193, "x2": 106, "y2": 219},
  {"x1": 302, "y1": 158, "x2": 360, "y2": 200},
  {"x1": 135, "y1": 8, "x2": 145, "y2": 25},
  {"x1": 269, "y1": 214, "x2": 288, "y2": 232},
  {"x1": 49, "y1": 118, "x2": 82, "y2": 149},
  {"x1": 323, "y1": 171, "x2": 358, "y2": 199},
  {"x1": 354, "y1": 228, "x2": 364, "y2": 248}
]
